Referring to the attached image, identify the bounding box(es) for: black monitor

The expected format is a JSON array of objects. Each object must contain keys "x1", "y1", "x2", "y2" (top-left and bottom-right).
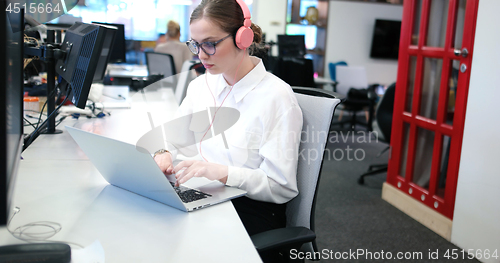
[
  {"x1": 92, "y1": 22, "x2": 126, "y2": 64},
  {"x1": 1, "y1": 2, "x2": 24, "y2": 226},
  {"x1": 277, "y1": 34, "x2": 306, "y2": 58},
  {"x1": 56, "y1": 22, "x2": 116, "y2": 109},
  {"x1": 369, "y1": 19, "x2": 401, "y2": 60},
  {"x1": 90, "y1": 23, "x2": 117, "y2": 82}
]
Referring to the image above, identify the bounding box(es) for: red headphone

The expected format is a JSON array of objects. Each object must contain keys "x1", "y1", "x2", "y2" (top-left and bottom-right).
[{"x1": 234, "y1": 0, "x2": 254, "y2": 50}]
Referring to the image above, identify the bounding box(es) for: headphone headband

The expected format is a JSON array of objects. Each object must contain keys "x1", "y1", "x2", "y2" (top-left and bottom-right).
[
  {"x1": 234, "y1": 0, "x2": 253, "y2": 50},
  {"x1": 236, "y1": 0, "x2": 251, "y2": 26}
]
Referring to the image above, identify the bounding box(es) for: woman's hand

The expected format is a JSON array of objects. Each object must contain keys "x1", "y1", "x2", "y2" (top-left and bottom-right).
[
  {"x1": 173, "y1": 160, "x2": 228, "y2": 186},
  {"x1": 154, "y1": 152, "x2": 174, "y2": 175}
]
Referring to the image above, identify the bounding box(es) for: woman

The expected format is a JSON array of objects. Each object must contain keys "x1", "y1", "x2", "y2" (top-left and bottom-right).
[{"x1": 154, "y1": 0, "x2": 302, "y2": 243}]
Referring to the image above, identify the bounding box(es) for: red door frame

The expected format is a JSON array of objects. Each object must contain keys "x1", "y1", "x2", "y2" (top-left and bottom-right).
[{"x1": 387, "y1": 0, "x2": 479, "y2": 219}]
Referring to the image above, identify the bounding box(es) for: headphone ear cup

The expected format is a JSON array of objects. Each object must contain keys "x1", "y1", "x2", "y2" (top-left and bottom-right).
[{"x1": 235, "y1": 26, "x2": 254, "y2": 50}]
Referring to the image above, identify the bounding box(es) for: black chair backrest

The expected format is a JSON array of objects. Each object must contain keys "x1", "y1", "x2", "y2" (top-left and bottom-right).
[
  {"x1": 272, "y1": 57, "x2": 315, "y2": 88},
  {"x1": 376, "y1": 83, "x2": 396, "y2": 143},
  {"x1": 292, "y1": 86, "x2": 336, "y2": 99}
]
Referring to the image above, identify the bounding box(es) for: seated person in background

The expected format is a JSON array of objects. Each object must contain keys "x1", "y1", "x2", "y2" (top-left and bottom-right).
[
  {"x1": 154, "y1": 20, "x2": 193, "y2": 73},
  {"x1": 153, "y1": 0, "x2": 303, "y2": 261},
  {"x1": 156, "y1": 33, "x2": 166, "y2": 46}
]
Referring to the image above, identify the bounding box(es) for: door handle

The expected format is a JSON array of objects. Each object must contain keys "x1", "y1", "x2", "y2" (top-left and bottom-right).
[{"x1": 454, "y1": 48, "x2": 469, "y2": 58}]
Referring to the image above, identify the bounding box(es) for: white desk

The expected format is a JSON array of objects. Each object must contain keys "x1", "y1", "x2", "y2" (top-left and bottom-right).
[
  {"x1": 314, "y1": 76, "x2": 337, "y2": 92},
  {"x1": 1, "y1": 87, "x2": 262, "y2": 263},
  {"x1": 106, "y1": 64, "x2": 148, "y2": 79}
]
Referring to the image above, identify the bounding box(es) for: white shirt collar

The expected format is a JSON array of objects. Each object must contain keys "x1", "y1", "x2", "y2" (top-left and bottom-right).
[{"x1": 212, "y1": 56, "x2": 266, "y2": 103}]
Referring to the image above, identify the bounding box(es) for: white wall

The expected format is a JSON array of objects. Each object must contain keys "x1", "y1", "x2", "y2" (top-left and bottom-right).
[
  {"x1": 252, "y1": 0, "x2": 287, "y2": 57},
  {"x1": 326, "y1": 1, "x2": 403, "y2": 86},
  {"x1": 451, "y1": 1, "x2": 500, "y2": 262}
]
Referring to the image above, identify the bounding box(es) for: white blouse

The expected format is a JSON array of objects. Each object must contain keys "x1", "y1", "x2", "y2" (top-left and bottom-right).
[{"x1": 167, "y1": 57, "x2": 303, "y2": 204}]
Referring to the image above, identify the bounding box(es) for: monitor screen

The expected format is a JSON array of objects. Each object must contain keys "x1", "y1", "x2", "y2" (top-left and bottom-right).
[
  {"x1": 56, "y1": 22, "x2": 116, "y2": 109},
  {"x1": 370, "y1": 19, "x2": 401, "y2": 60},
  {"x1": 1, "y1": 3, "x2": 24, "y2": 226},
  {"x1": 277, "y1": 34, "x2": 306, "y2": 58},
  {"x1": 92, "y1": 22, "x2": 126, "y2": 64},
  {"x1": 285, "y1": 24, "x2": 317, "y2": 50},
  {"x1": 90, "y1": 23, "x2": 117, "y2": 82}
]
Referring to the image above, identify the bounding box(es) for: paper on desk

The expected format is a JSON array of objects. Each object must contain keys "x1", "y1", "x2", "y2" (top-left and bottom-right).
[{"x1": 71, "y1": 240, "x2": 105, "y2": 263}]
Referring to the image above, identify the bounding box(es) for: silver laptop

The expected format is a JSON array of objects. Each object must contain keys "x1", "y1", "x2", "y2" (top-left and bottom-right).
[{"x1": 66, "y1": 126, "x2": 247, "y2": 212}]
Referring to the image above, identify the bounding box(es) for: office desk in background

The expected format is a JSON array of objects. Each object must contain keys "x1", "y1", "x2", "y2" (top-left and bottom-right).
[
  {"x1": 0, "y1": 87, "x2": 262, "y2": 263},
  {"x1": 106, "y1": 64, "x2": 148, "y2": 79},
  {"x1": 314, "y1": 76, "x2": 337, "y2": 92}
]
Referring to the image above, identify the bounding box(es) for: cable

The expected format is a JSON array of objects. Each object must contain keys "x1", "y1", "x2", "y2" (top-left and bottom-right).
[
  {"x1": 23, "y1": 86, "x2": 72, "y2": 151},
  {"x1": 101, "y1": 93, "x2": 126, "y2": 100},
  {"x1": 199, "y1": 51, "x2": 247, "y2": 162},
  {"x1": 31, "y1": 81, "x2": 61, "y2": 133},
  {"x1": 23, "y1": 116, "x2": 38, "y2": 129},
  {"x1": 7, "y1": 207, "x2": 83, "y2": 249},
  {"x1": 55, "y1": 115, "x2": 68, "y2": 126},
  {"x1": 23, "y1": 34, "x2": 41, "y2": 70}
]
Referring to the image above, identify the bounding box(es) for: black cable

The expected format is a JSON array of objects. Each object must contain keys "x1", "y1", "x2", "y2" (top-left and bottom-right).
[
  {"x1": 24, "y1": 110, "x2": 47, "y2": 117},
  {"x1": 23, "y1": 117, "x2": 38, "y2": 129},
  {"x1": 32, "y1": 82, "x2": 60, "y2": 132},
  {"x1": 55, "y1": 115, "x2": 67, "y2": 126},
  {"x1": 23, "y1": 86, "x2": 72, "y2": 151}
]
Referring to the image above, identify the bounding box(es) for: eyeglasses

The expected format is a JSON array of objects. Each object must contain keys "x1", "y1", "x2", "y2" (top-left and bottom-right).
[{"x1": 186, "y1": 34, "x2": 232, "y2": 56}]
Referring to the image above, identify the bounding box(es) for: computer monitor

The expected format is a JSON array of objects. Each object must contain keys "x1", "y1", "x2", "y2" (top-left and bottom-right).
[
  {"x1": 285, "y1": 24, "x2": 317, "y2": 50},
  {"x1": 1, "y1": 3, "x2": 24, "y2": 226},
  {"x1": 56, "y1": 22, "x2": 116, "y2": 109},
  {"x1": 92, "y1": 22, "x2": 126, "y2": 64},
  {"x1": 369, "y1": 19, "x2": 401, "y2": 60},
  {"x1": 277, "y1": 34, "x2": 306, "y2": 58},
  {"x1": 90, "y1": 23, "x2": 117, "y2": 82}
]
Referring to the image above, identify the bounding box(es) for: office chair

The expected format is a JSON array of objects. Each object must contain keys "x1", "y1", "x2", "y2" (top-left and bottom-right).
[
  {"x1": 358, "y1": 82, "x2": 395, "y2": 185},
  {"x1": 174, "y1": 60, "x2": 201, "y2": 105},
  {"x1": 145, "y1": 51, "x2": 177, "y2": 88},
  {"x1": 251, "y1": 87, "x2": 341, "y2": 262},
  {"x1": 328, "y1": 61, "x2": 347, "y2": 82},
  {"x1": 331, "y1": 66, "x2": 376, "y2": 131}
]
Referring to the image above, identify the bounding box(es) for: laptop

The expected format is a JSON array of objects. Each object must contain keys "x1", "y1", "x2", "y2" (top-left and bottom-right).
[{"x1": 66, "y1": 126, "x2": 247, "y2": 212}]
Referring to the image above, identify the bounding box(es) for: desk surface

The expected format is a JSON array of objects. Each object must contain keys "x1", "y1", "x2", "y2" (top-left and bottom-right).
[
  {"x1": 314, "y1": 76, "x2": 337, "y2": 92},
  {"x1": 1, "y1": 87, "x2": 262, "y2": 263},
  {"x1": 106, "y1": 64, "x2": 148, "y2": 78}
]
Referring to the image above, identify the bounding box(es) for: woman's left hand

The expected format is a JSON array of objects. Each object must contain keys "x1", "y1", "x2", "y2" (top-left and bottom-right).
[{"x1": 173, "y1": 160, "x2": 228, "y2": 186}]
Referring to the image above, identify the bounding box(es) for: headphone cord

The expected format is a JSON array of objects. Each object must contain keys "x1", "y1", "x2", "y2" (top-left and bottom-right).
[{"x1": 199, "y1": 51, "x2": 247, "y2": 162}]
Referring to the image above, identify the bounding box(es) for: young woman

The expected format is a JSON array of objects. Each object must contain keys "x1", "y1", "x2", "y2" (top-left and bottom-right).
[{"x1": 154, "y1": 0, "x2": 303, "y2": 248}]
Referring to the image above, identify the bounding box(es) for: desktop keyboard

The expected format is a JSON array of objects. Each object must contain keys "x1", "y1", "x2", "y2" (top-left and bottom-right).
[{"x1": 170, "y1": 182, "x2": 211, "y2": 203}]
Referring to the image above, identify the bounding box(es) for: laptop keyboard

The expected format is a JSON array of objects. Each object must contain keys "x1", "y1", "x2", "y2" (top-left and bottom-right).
[{"x1": 170, "y1": 182, "x2": 212, "y2": 203}]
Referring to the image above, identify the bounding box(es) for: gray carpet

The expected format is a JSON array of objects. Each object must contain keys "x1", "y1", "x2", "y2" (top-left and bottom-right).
[{"x1": 308, "y1": 125, "x2": 479, "y2": 262}]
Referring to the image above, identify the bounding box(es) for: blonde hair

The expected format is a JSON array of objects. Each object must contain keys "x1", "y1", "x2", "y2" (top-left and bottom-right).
[{"x1": 166, "y1": 20, "x2": 180, "y2": 38}]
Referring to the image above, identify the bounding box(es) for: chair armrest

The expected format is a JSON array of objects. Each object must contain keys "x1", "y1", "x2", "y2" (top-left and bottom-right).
[{"x1": 250, "y1": 226, "x2": 316, "y2": 252}]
